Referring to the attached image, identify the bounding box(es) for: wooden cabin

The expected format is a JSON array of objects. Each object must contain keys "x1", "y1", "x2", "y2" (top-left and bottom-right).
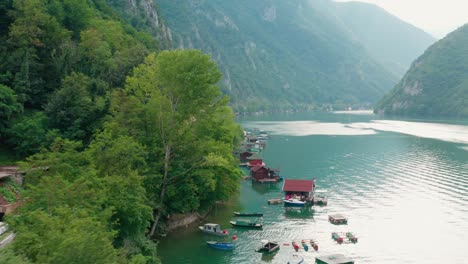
[
  {"x1": 247, "y1": 153, "x2": 264, "y2": 167},
  {"x1": 240, "y1": 151, "x2": 253, "y2": 163},
  {"x1": 282, "y1": 179, "x2": 315, "y2": 202},
  {"x1": 250, "y1": 165, "x2": 281, "y2": 183}
]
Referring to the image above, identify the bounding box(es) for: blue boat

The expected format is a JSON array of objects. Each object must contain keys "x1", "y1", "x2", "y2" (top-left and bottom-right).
[{"x1": 206, "y1": 241, "x2": 235, "y2": 250}]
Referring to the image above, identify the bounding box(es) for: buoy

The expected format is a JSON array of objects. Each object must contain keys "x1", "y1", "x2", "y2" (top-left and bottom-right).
[
  {"x1": 232, "y1": 235, "x2": 237, "y2": 240},
  {"x1": 223, "y1": 229, "x2": 227, "y2": 234}
]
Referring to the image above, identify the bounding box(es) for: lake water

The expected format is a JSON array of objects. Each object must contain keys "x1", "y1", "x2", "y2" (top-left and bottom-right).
[{"x1": 158, "y1": 111, "x2": 468, "y2": 264}]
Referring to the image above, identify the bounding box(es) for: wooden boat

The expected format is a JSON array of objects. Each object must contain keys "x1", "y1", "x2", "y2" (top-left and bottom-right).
[
  {"x1": 198, "y1": 223, "x2": 228, "y2": 236},
  {"x1": 206, "y1": 241, "x2": 235, "y2": 250},
  {"x1": 283, "y1": 198, "x2": 306, "y2": 207},
  {"x1": 256, "y1": 240, "x2": 280, "y2": 253},
  {"x1": 233, "y1": 212, "x2": 263, "y2": 217},
  {"x1": 230, "y1": 220, "x2": 262, "y2": 229}
]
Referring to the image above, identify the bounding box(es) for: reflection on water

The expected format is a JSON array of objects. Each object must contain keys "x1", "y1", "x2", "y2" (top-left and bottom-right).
[
  {"x1": 251, "y1": 182, "x2": 281, "y2": 195},
  {"x1": 284, "y1": 206, "x2": 314, "y2": 219}
]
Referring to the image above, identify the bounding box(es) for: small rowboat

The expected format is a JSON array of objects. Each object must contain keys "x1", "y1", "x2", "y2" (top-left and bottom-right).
[
  {"x1": 233, "y1": 212, "x2": 263, "y2": 217},
  {"x1": 310, "y1": 240, "x2": 319, "y2": 251},
  {"x1": 206, "y1": 241, "x2": 235, "y2": 250},
  {"x1": 292, "y1": 241, "x2": 299, "y2": 252},
  {"x1": 346, "y1": 232, "x2": 358, "y2": 243},
  {"x1": 230, "y1": 220, "x2": 262, "y2": 229},
  {"x1": 301, "y1": 240, "x2": 309, "y2": 251},
  {"x1": 332, "y1": 232, "x2": 344, "y2": 244},
  {"x1": 256, "y1": 240, "x2": 280, "y2": 253}
]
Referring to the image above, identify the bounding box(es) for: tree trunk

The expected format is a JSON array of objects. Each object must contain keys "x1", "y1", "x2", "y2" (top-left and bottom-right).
[{"x1": 149, "y1": 144, "x2": 171, "y2": 237}]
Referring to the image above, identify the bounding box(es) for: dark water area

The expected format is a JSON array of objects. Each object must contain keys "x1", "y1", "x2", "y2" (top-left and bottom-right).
[{"x1": 158, "y1": 111, "x2": 468, "y2": 263}]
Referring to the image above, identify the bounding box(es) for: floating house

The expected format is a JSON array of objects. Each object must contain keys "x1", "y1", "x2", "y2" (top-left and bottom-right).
[
  {"x1": 282, "y1": 179, "x2": 315, "y2": 203},
  {"x1": 247, "y1": 153, "x2": 265, "y2": 167},
  {"x1": 240, "y1": 150, "x2": 253, "y2": 163},
  {"x1": 250, "y1": 165, "x2": 281, "y2": 183}
]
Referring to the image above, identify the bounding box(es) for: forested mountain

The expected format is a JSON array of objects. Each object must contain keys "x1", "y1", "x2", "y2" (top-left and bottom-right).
[
  {"x1": 375, "y1": 24, "x2": 468, "y2": 117},
  {"x1": 156, "y1": 0, "x2": 435, "y2": 111}
]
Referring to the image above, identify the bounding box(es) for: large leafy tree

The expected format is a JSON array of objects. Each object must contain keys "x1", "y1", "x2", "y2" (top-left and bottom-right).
[{"x1": 111, "y1": 50, "x2": 242, "y2": 236}]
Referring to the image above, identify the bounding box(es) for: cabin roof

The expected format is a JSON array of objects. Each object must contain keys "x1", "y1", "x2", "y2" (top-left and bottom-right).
[
  {"x1": 283, "y1": 179, "x2": 314, "y2": 192},
  {"x1": 247, "y1": 153, "x2": 263, "y2": 160},
  {"x1": 251, "y1": 165, "x2": 267, "y2": 172}
]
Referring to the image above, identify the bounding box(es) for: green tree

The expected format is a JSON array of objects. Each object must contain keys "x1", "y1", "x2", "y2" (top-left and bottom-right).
[
  {"x1": 0, "y1": 84, "x2": 22, "y2": 135},
  {"x1": 120, "y1": 50, "x2": 241, "y2": 236},
  {"x1": 45, "y1": 72, "x2": 106, "y2": 140}
]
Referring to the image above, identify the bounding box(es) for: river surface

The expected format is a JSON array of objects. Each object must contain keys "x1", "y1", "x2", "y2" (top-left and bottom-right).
[{"x1": 158, "y1": 111, "x2": 468, "y2": 264}]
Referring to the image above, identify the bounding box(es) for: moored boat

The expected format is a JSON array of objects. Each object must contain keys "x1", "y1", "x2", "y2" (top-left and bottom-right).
[
  {"x1": 206, "y1": 241, "x2": 235, "y2": 250},
  {"x1": 233, "y1": 212, "x2": 263, "y2": 217},
  {"x1": 230, "y1": 220, "x2": 262, "y2": 229},
  {"x1": 301, "y1": 240, "x2": 309, "y2": 251},
  {"x1": 283, "y1": 198, "x2": 306, "y2": 207},
  {"x1": 255, "y1": 240, "x2": 280, "y2": 253},
  {"x1": 198, "y1": 223, "x2": 228, "y2": 236}
]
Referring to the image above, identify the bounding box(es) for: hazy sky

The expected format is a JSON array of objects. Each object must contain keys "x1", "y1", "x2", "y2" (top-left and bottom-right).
[{"x1": 335, "y1": 0, "x2": 468, "y2": 38}]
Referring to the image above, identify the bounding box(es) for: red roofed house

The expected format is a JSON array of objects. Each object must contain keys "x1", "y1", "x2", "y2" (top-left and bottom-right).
[{"x1": 282, "y1": 179, "x2": 315, "y2": 202}]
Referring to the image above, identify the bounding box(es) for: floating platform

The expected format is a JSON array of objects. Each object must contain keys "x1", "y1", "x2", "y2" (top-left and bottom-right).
[
  {"x1": 267, "y1": 198, "x2": 282, "y2": 205},
  {"x1": 315, "y1": 254, "x2": 354, "y2": 264},
  {"x1": 329, "y1": 214, "x2": 348, "y2": 225}
]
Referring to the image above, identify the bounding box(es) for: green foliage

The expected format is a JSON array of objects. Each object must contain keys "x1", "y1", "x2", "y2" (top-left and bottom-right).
[
  {"x1": 0, "y1": 84, "x2": 23, "y2": 134},
  {"x1": 45, "y1": 72, "x2": 106, "y2": 140},
  {"x1": 0, "y1": 245, "x2": 32, "y2": 264},
  {"x1": 375, "y1": 24, "x2": 468, "y2": 118},
  {"x1": 9, "y1": 207, "x2": 118, "y2": 264},
  {"x1": 6, "y1": 112, "x2": 56, "y2": 158}
]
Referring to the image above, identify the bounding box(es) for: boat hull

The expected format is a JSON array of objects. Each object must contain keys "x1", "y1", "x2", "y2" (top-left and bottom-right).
[
  {"x1": 283, "y1": 199, "x2": 306, "y2": 207},
  {"x1": 233, "y1": 212, "x2": 263, "y2": 217},
  {"x1": 206, "y1": 241, "x2": 235, "y2": 250}
]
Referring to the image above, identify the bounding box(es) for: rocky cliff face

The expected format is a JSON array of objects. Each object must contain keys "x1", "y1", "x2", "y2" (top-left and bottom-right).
[{"x1": 107, "y1": 0, "x2": 172, "y2": 48}]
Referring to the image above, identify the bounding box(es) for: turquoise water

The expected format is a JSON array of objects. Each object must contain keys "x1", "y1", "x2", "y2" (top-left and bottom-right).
[{"x1": 158, "y1": 112, "x2": 468, "y2": 263}]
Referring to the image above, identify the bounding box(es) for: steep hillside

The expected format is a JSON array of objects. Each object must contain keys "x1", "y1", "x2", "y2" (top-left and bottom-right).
[
  {"x1": 335, "y1": 1, "x2": 435, "y2": 77},
  {"x1": 156, "y1": 0, "x2": 434, "y2": 111},
  {"x1": 375, "y1": 24, "x2": 468, "y2": 118}
]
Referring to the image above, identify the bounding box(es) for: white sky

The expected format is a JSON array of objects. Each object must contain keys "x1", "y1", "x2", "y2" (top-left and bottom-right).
[{"x1": 335, "y1": 0, "x2": 468, "y2": 38}]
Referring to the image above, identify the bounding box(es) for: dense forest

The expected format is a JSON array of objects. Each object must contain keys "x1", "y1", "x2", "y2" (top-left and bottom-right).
[
  {"x1": 0, "y1": 0, "x2": 241, "y2": 263},
  {"x1": 157, "y1": 0, "x2": 434, "y2": 111},
  {"x1": 375, "y1": 24, "x2": 468, "y2": 118}
]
